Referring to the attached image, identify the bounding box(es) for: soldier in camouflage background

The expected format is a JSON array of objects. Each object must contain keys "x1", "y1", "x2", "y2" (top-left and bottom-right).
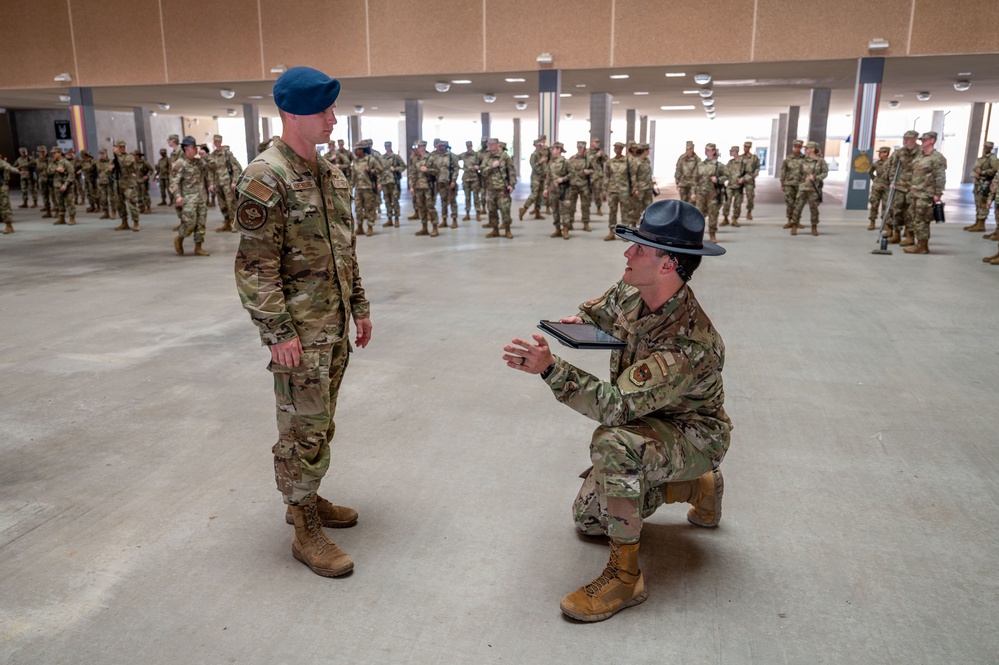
[
  {"x1": 739, "y1": 141, "x2": 760, "y2": 220},
  {"x1": 587, "y1": 138, "x2": 607, "y2": 217},
  {"x1": 690, "y1": 143, "x2": 726, "y2": 242},
  {"x1": 408, "y1": 140, "x2": 439, "y2": 236},
  {"x1": 170, "y1": 136, "x2": 210, "y2": 256},
  {"x1": 476, "y1": 137, "x2": 492, "y2": 225},
  {"x1": 519, "y1": 139, "x2": 548, "y2": 221},
  {"x1": 984, "y1": 171, "x2": 999, "y2": 262},
  {"x1": 884, "y1": 130, "x2": 920, "y2": 244},
  {"x1": 721, "y1": 146, "x2": 742, "y2": 227},
  {"x1": 35, "y1": 146, "x2": 53, "y2": 218},
  {"x1": 47, "y1": 146, "x2": 76, "y2": 226},
  {"x1": 627, "y1": 143, "x2": 654, "y2": 228},
  {"x1": 77, "y1": 150, "x2": 98, "y2": 213},
  {"x1": 0, "y1": 155, "x2": 22, "y2": 233},
  {"x1": 503, "y1": 199, "x2": 730, "y2": 623},
  {"x1": 234, "y1": 67, "x2": 370, "y2": 578},
  {"x1": 482, "y1": 137, "x2": 517, "y2": 238},
  {"x1": 378, "y1": 141, "x2": 405, "y2": 227},
  {"x1": 209, "y1": 135, "x2": 244, "y2": 233},
  {"x1": 544, "y1": 141, "x2": 570, "y2": 239},
  {"x1": 566, "y1": 141, "x2": 594, "y2": 232},
  {"x1": 967, "y1": 140, "x2": 997, "y2": 233},
  {"x1": 111, "y1": 140, "x2": 141, "y2": 231},
  {"x1": 13, "y1": 147, "x2": 36, "y2": 209},
  {"x1": 866, "y1": 146, "x2": 892, "y2": 230},
  {"x1": 602, "y1": 141, "x2": 631, "y2": 240},
  {"x1": 325, "y1": 140, "x2": 352, "y2": 181},
  {"x1": 96, "y1": 148, "x2": 115, "y2": 219},
  {"x1": 430, "y1": 140, "x2": 459, "y2": 228},
  {"x1": 790, "y1": 141, "x2": 828, "y2": 236},
  {"x1": 459, "y1": 140, "x2": 481, "y2": 222},
  {"x1": 350, "y1": 141, "x2": 382, "y2": 236},
  {"x1": 780, "y1": 139, "x2": 805, "y2": 228},
  {"x1": 903, "y1": 131, "x2": 947, "y2": 255},
  {"x1": 674, "y1": 141, "x2": 700, "y2": 204},
  {"x1": 134, "y1": 150, "x2": 154, "y2": 213},
  {"x1": 156, "y1": 148, "x2": 171, "y2": 205}
]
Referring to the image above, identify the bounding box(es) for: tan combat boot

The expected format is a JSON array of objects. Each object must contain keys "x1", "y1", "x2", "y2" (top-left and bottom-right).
[
  {"x1": 887, "y1": 228, "x2": 901, "y2": 244},
  {"x1": 462, "y1": 212, "x2": 470, "y2": 221},
  {"x1": 430, "y1": 224, "x2": 439, "y2": 237},
  {"x1": 790, "y1": 224, "x2": 797, "y2": 236},
  {"x1": 194, "y1": 242, "x2": 210, "y2": 256},
  {"x1": 604, "y1": 231, "x2": 616, "y2": 241},
  {"x1": 560, "y1": 541, "x2": 647, "y2": 622},
  {"x1": 132, "y1": 221, "x2": 140, "y2": 232},
  {"x1": 393, "y1": 218, "x2": 399, "y2": 228},
  {"x1": 285, "y1": 495, "x2": 358, "y2": 528},
  {"x1": 450, "y1": 219, "x2": 458, "y2": 229},
  {"x1": 990, "y1": 255, "x2": 999, "y2": 265},
  {"x1": 731, "y1": 218, "x2": 741, "y2": 227},
  {"x1": 365, "y1": 225, "x2": 373, "y2": 236},
  {"x1": 666, "y1": 469, "x2": 724, "y2": 527},
  {"x1": 550, "y1": 229, "x2": 562, "y2": 238},
  {"x1": 746, "y1": 211, "x2": 753, "y2": 220},
  {"x1": 174, "y1": 236, "x2": 184, "y2": 255},
  {"x1": 53, "y1": 215, "x2": 66, "y2": 225},
  {"x1": 709, "y1": 230, "x2": 717, "y2": 242},
  {"x1": 561, "y1": 227, "x2": 570, "y2": 240},
  {"x1": 485, "y1": 226, "x2": 500, "y2": 238},
  {"x1": 867, "y1": 219, "x2": 876, "y2": 230},
  {"x1": 42, "y1": 209, "x2": 52, "y2": 219},
  {"x1": 18, "y1": 202, "x2": 27, "y2": 209},
  {"x1": 582, "y1": 222, "x2": 591, "y2": 232},
  {"x1": 720, "y1": 216, "x2": 729, "y2": 226},
  {"x1": 382, "y1": 219, "x2": 393, "y2": 227},
  {"x1": 99, "y1": 210, "x2": 110, "y2": 219},
  {"x1": 965, "y1": 221, "x2": 986, "y2": 232},
  {"x1": 67, "y1": 216, "x2": 76, "y2": 226},
  {"x1": 899, "y1": 236, "x2": 914, "y2": 247},
  {"x1": 31, "y1": 201, "x2": 38, "y2": 208},
  {"x1": 903, "y1": 238, "x2": 929, "y2": 254},
  {"x1": 782, "y1": 220, "x2": 793, "y2": 229},
  {"x1": 288, "y1": 502, "x2": 354, "y2": 577},
  {"x1": 981, "y1": 249, "x2": 999, "y2": 263},
  {"x1": 811, "y1": 224, "x2": 819, "y2": 236},
  {"x1": 503, "y1": 225, "x2": 513, "y2": 239},
  {"x1": 518, "y1": 206, "x2": 526, "y2": 221},
  {"x1": 3, "y1": 222, "x2": 13, "y2": 234},
  {"x1": 414, "y1": 222, "x2": 429, "y2": 236},
  {"x1": 216, "y1": 220, "x2": 233, "y2": 232},
  {"x1": 115, "y1": 218, "x2": 130, "y2": 231},
  {"x1": 983, "y1": 230, "x2": 998, "y2": 240},
  {"x1": 408, "y1": 211, "x2": 420, "y2": 220},
  {"x1": 533, "y1": 211, "x2": 545, "y2": 220}
]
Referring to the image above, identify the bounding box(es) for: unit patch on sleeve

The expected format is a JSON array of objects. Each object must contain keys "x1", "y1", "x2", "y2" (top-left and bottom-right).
[
  {"x1": 237, "y1": 200, "x2": 268, "y2": 230},
  {"x1": 630, "y1": 363, "x2": 653, "y2": 387}
]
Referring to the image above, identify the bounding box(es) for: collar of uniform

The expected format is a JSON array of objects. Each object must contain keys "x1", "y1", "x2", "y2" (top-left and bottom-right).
[
  {"x1": 631, "y1": 283, "x2": 689, "y2": 329},
  {"x1": 271, "y1": 137, "x2": 322, "y2": 180}
]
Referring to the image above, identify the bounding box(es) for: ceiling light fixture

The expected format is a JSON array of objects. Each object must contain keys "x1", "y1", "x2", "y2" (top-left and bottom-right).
[
  {"x1": 53, "y1": 73, "x2": 72, "y2": 83},
  {"x1": 701, "y1": 98, "x2": 715, "y2": 107},
  {"x1": 504, "y1": 77, "x2": 526, "y2": 83},
  {"x1": 247, "y1": 95, "x2": 263, "y2": 100},
  {"x1": 513, "y1": 94, "x2": 530, "y2": 99},
  {"x1": 958, "y1": 72, "x2": 971, "y2": 76},
  {"x1": 158, "y1": 103, "x2": 170, "y2": 110},
  {"x1": 664, "y1": 72, "x2": 686, "y2": 78},
  {"x1": 954, "y1": 80, "x2": 971, "y2": 92},
  {"x1": 888, "y1": 101, "x2": 901, "y2": 109},
  {"x1": 682, "y1": 90, "x2": 700, "y2": 95},
  {"x1": 226, "y1": 109, "x2": 237, "y2": 117},
  {"x1": 565, "y1": 113, "x2": 572, "y2": 119},
  {"x1": 536, "y1": 52, "x2": 553, "y2": 64},
  {"x1": 451, "y1": 79, "x2": 472, "y2": 84},
  {"x1": 354, "y1": 105, "x2": 364, "y2": 114},
  {"x1": 220, "y1": 89, "x2": 235, "y2": 99},
  {"x1": 58, "y1": 95, "x2": 71, "y2": 103},
  {"x1": 867, "y1": 38, "x2": 889, "y2": 51},
  {"x1": 916, "y1": 91, "x2": 931, "y2": 102},
  {"x1": 435, "y1": 81, "x2": 451, "y2": 92},
  {"x1": 693, "y1": 73, "x2": 711, "y2": 85},
  {"x1": 560, "y1": 93, "x2": 572, "y2": 98},
  {"x1": 660, "y1": 105, "x2": 695, "y2": 111},
  {"x1": 575, "y1": 84, "x2": 587, "y2": 88},
  {"x1": 515, "y1": 102, "x2": 527, "y2": 111},
  {"x1": 609, "y1": 74, "x2": 629, "y2": 80},
  {"x1": 699, "y1": 89, "x2": 713, "y2": 98},
  {"x1": 270, "y1": 65, "x2": 287, "y2": 74},
  {"x1": 483, "y1": 94, "x2": 497, "y2": 103},
  {"x1": 634, "y1": 91, "x2": 649, "y2": 95}
]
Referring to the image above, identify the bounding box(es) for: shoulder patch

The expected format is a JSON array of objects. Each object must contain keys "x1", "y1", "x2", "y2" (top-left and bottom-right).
[
  {"x1": 244, "y1": 179, "x2": 276, "y2": 202},
  {"x1": 236, "y1": 200, "x2": 268, "y2": 231},
  {"x1": 630, "y1": 363, "x2": 653, "y2": 387}
]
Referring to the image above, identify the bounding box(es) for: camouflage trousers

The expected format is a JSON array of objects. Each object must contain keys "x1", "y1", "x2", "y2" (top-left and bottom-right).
[
  {"x1": 573, "y1": 422, "x2": 724, "y2": 544},
  {"x1": 887, "y1": 189, "x2": 911, "y2": 231},
  {"x1": 0, "y1": 186, "x2": 12, "y2": 223},
  {"x1": 627, "y1": 191, "x2": 654, "y2": 226},
  {"x1": 694, "y1": 188, "x2": 721, "y2": 232},
  {"x1": 743, "y1": 180, "x2": 756, "y2": 211},
  {"x1": 53, "y1": 184, "x2": 76, "y2": 218},
  {"x1": 116, "y1": 185, "x2": 141, "y2": 223},
  {"x1": 412, "y1": 187, "x2": 437, "y2": 223},
  {"x1": 907, "y1": 195, "x2": 934, "y2": 241},
  {"x1": 138, "y1": 181, "x2": 151, "y2": 211},
  {"x1": 381, "y1": 181, "x2": 400, "y2": 218},
  {"x1": 524, "y1": 175, "x2": 545, "y2": 212},
  {"x1": 677, "y1": 184, "x2": 694, "y2": 204},
  {"x1": 159, "y1": 176, "x2": 170, "y2": 203},
  {"x1": 548, "y1": 189, "x2": 564, "y2": 230},
  {"x1": 869, "y1": 183, "x2": 889, "y2": 223},
  {"x1": 216, "y1": 181, "x2": 237, "y2": 222},
  {"x1": 565, "y1": 185, "x2": 591, "y2": 224},
  {"x1": 486, "y1": 187, "x2": 512, "y2": 227},
  {"x1": 270, "y1": 338, "x2": 350, "y2": 505},
  {"x1": 39, "y1": 180, "x2": 52, "y2": 212},
  {"x1": 723, "y1": 186, "x2": 744, "y2": 221},
  {"x1": 21, "y1": 178, "x2": 36, "y2": 205},
  {"x1": 353, "y1": 188, "x2": 378, "y2": 227},
  {"x1": 462, "y1": 179, "x2": 482, "y2": 214},
  {"x1": 177, "y1": 200, "x2": 207, "y2": 242},
  {"x1": 606, "y1": 190, "x2": 629, "y2": 228},
  {"x1": 974, "y1": 185, "x2": 993, "y2": 223},
  {"x1": 436, "y1": 183, "x2": 458, "y2": 221},
  {"x1": 792, "y1": 185, "x2": 821, "y2": 225},
  {"x1": 591, "y1": 179, "x2": 604, "y2": 212},
  {"x1": 783, "y1": 184, "x2": 799, "y2": 220},
  {"x1": 97, "y1": 182, "x2": 117, "y2": 214}
]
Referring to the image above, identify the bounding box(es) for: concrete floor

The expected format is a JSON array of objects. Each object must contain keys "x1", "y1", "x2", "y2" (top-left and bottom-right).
[{"x1": 1, "y1": 179, "x2": 997, "y2": 664}]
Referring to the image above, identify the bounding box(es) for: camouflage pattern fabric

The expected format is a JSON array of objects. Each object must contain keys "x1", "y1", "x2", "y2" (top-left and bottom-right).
[
  {"x1": 408, "y1": 151, "x2": 438, "y2": 223},
  {"x1": 114, "y1": 151, "x2": 141, "y2": 223},
  {"x1": 543, "y1": 282, "x2": 731, "y2": 543},
  {"x1": 234, "y1": 137, "x2": 369, "y2": 505},
  {"x1": 867, "y1": 157, "x2": 892, "y2": 224},
  {"x1": 885, "y1": 145, "x2": 919, "y2": 232},
  {"x1": 0, "y1": 159, "x2": 20, "y2": 223},
  {"x1": 350, "y1": 154, "x2": 381, "y2": 228},
  {"x1": 781, "y1": 152, "x2": 806, "y2": 220},
  {"x1": 96, "y1": 157, "x2": 117, "y2": 215},
  {"x1": 459, "y1": 149, "x2": 482, "y2": 215},
  {"x1": 13, "y1": 155, "x2": 36, "y2": 205},
  {"x1": 908, "y1": 149, "x2": 947, "y2": 241},
  {"x1": 36, "y1": 153, "x2": 52, "y2": 212},
  {"x1": 565, "y1": 153, "x2": 593, "y2": 225},
  {"x1": 524, "y1": 148, "x2": 548, "y2": 213},
  {"x1": 481, "y1": 150, "x2": 516, "y2": 228},
  {"x1": 379, "y1": 152, "x2": 406, "y2": 219},
  {"x1": 171, "y1": 154, "x2": 208, "y2": 242},
  {"x1": 723, "y1": 155, "x2": 744, "y2": 221},
  {"x1": 627, "y1": 158, "x2": 654, "y2": 227},
  {"x1": 791, "y1": 156, "x2": 829, "y2": 226},
  {"x1": 587, "y1": 146, "x2": 607, "y2": 212},
  {"x1": 604, "y1": 154, "x2": 630, "y2": 228},
  {"x1": 48, "y1": 157, "x2": 76, "y2": 218},
  {"x1": 210, "y1": 147, "x2": 243, "y2": 223},
  {"x1": 546, "y1": 154, "x2": 569, "y2": 230},
  {"x1": 693, "y1": 158, "x2": 725, "y2": 232},
  {"x1": 972, "y1": 153, "x2": 998, "y2": 223},
  {"x1": 740, "y1": 152, "x2": 761, "y2": 212},
  {"x1": 674, "y1": 152, "x2": 700, "y2": 203}
]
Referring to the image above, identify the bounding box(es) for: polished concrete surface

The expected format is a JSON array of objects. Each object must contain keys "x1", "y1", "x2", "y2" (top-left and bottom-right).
[{"x1": 1, "y1": 180, "x2": 997, "y2": 664}]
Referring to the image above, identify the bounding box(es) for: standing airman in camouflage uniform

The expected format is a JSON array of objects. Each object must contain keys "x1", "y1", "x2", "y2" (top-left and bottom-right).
[
  {"x1": 627, "y1": 143, "x2": 655, "y2": 228},
  {"x1": 867, "y1": 146, "x2": 892, "y2": 230},
  {"x1": 519, "y1": 139, "x2": 548, "y2": 221},
  {"x1": 780, "y1": 139, "x2": 805, "y2": 228},
  {"x1": 132, "y1": 150, "x2": 152, "y2": 213},
  {"x1": 884, "y1": 130, "x2": 920, "y2": 244},
  {"x1": 167, "y1": 134, "x2": 184, "y2": 230},
  {"x1": 78, "y1": 151, "x2": 98, "y2": 212},
  {"x1": 47, "y1": 146, "x2": 76, "y2": 226},
  {"x1": 503, "y1": 200, "x2": 730, "y2": 622},
  {"x1": 543, "y1": 142, "x2": 570, "y2": 238},
  {"x1": 903, "y1": 131, "x2": 947, "y2": 255},
  {"x1": 603, "y1": 141, "x2": 631, "y2": 240},
  {"x1": 208, "y1": 135, "x2": 244, "y2": 232},
  {"x1": 234, "y1": 67, "x2": 370, "y2": 578},
  {"x1": 96, "y1": 148, "x2": 115, "y2": 219},
  {"x1": 112, "y1": 140, "x2": 141, "y2": 231},
  {"x1": 674, "y1": 141, "x2": 700, "y2": 203},
  {"x1": 721, "y1": 146, "x2": 743, "y2": 227},
  {"x1": 740, "y1": 141, "x2": 760, "y2": 220},
  {"x1": 35, "y1": 146, "x2": 53, "y2": 218},
  {"x1": 409, "y1": 140, "x2": 439, "y2": 235},
  {"x1": 459, "y1": 140, "x2": 481, "y2": 222},
  {"x1": 14, "y1": 147, "x2": 36, "y2": 208},
  {"x1": 325, "y1": 141, "x2": 352, "y2": 181},
  {"x1": 967, "y1": 141, "x2": 997, "y2": 233},
  {"x1": 156, "y1": 148, "x2": 171, "y2": 205},
  {"x1": 790, "y1": 141, "x2": 828, "y2": 236},
  {"x1": 430, "y1": 140, "x2": 459, "y2": 228},
  {"x1": 566, "y1": 141, "x2": 594, "y2": 232},
  {"x1": 379, "y1": 141, "x2": 405, "y2": 227},
  {"x1": 350, "y1": 142, "x2": 382, "y2": 236},
  {"x1": 0, "y1": 156, "x2": 21, "y2": 233},
  {"x1": 170, "y1": 136, "x2": 210, "y2": 256},
  {"x1": 690, "y1": 143, "x2": 726, "y2": 242},
  {"x1": 587, "y1": 138, "x2": 608, "y2": 216},
  {"x1": 476, "y1": 137, "x2": 492, "y2": 225},
  {"x1": 482, "y1": 137, "x2": 517, "y2": 238}
]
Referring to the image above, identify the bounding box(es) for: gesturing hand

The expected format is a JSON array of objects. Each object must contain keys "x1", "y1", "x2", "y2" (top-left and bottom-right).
[{"x1": 503, "y1": 333, "x2": 556, "y2": 374}]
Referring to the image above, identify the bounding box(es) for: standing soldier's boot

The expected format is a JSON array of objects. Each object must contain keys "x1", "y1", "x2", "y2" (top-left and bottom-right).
[
  {"x1": 709, "y1": 230, "x2": 717, "y2": 242},
  {"x1": 393, "y1": 217, "x2": 399, "y2": 228},
  {"x1": 731, "y1": 218, "x2": 741, "y2": 227},
  {"x1": 887, "y1": 228, "x2": 901, "y2": 244},
  {"x1": 903, "y1": 238, "x2": 929, "y2": 254},
  {"x1": 811, "y1": 224, "x2": 819, "y2": 236},
  {"x1": 503, "y1": 224, "x2": 513, "y2": 239},
  {"x1": 462, "y1": 211, "x2": 470, "y2": 221},
  {"x1": 18, "y1": 201, "x2": 27, "y2": 209},
  {"x1": 790, "y1": 223, "x2": 797, "y2": 236},
  {"x1": 53, "y1": 214, "x2": 66, "y2": 225},
  {"x1": 965, "y1": 221, "x2": 986, "y2": 232},
  {"x1": 414, "y1": 222, "x2": 429, "y2": 237},
  {"x1": 560, "y1": 541, "x2": 646, "y2": 622},
  {"x1": 430, "y1": 223, "x2": 439, "y2": 238},
  {"x1": 99, "y1": 209, "x2": 110, "y2": 219},
  {"x1": 981, "y1": 248, "x2": 999, "y2": 263},
  {"x1": 408, "y1": 211, "x2": 420, "y2": 220},
  {"x1": 485, "y1": 225, "x2": 500, "y2": 238},
  {"x1": 782, "y1": 219, "x2": 793, "y2": 229},
  {"x1": 867, "y1": 219, "x2": 876, "y2": 230},
  {"x1": 216, "y1": 220, "x2": 233, "y2": 232},
  {"x1": 31, "y1": 200, "x2": 38, "y2": 209},
  {"x1": 582, "y1": 221, "x2": 591, "y2": 232},
  {"x1": 533, "y1": 210, "x2": 545, "y2": 220},
  {"x1": 518, "y1": 205, "x2": 527, "y2": 221},
  {"x1": 666, "y1": 470, "x2": 724, "y2": 527},
  {"x1": 450, "y1": 218, "x2": 458, "y2": 229},
  {"x1": 288, "y1": 502, "x2": 354, "y2": 577},
  {"x1": 115, "y1": 218, "x2": 130, "y2": 231},
  {"x1": 365, "y1": 224, "x2": 374, "y2": 236},
  {"x1": 720, "y1": 216, "x2": 730, "y2": 226},
  {"x1": 899, "y1": 235, "x2": 914, "y2": 247},
  {"x1": 132, "y1": 220, "x2": 140, "y2": 232},
  {"x1": 382, "y1": 218, "x2": 393, "y2": 227},
  {"x1": 747, "y1": 210, "x2": 753, "y2": 220},
  {"x1": 67, "y1": 215, "x2": 76, "y2": 226},
  {"x1": 604, "y1": 231, "x2": 616, "y2": 241},
  {"x1": 194, "y1": 242, "x2": 210, "y2": 256},
  {"x1": 42, "y1": 208, "x2": 53, "y2": 219},
  {"x1": 3, "y1": 222, "x2": 13, "y2": 234},
  {"x1": 174, "y1": 236, "x2": 185, "y2": 255}
]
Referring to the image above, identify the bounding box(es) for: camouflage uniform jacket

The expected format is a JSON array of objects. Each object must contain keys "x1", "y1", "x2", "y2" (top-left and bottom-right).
[
  {"x1": 529, "y1": 150, "x2": 548, "y2": 182},
  {"x1": 780, "y1": 153, "x2": 805, "y2": 186},
  {"x1": 972, "y1": 153, "x2": 998, "y2": 188},
  {"x1": 885, "y1": 146, "x2": 919, "y2": 193},
  {"x1": 35, "y1": 155, "x2": 52, "y2": 182},
  {"x1": 47, "y1": 157, "x2": 75, "y2": 188},
  {"x1": 379, "y1": 153, "x2": 406, "y2": 186},
  {"x1": 546, "y1": 154, "x2": 569, "y2": 192},
  {"x1": 459, "y1": 150, "x2": 480, "y2": 182},
  {"x1": 429, "y1": 151, "x2": 459, "y2": 186},
  {"x1": 0, "y1": 158, "x2": 20, "y2": 182},
  {"x1": 481, "y1": 151, "x2": 516, "y2": 190},
  {"x1": 169, "y1": 148, "x2": 182, "y2": 164},
  {"x1": 800, "y1": 156, "x2": 828, "y2": 193},
  {"x1": 740, "y1": 153, "x2": 761, "y2": 183},
  {"x1": 156, "y1": 156, "x2": 171, "y2": 179},
  {"x1": 79, "y1": 159, "x2": 97, "y2": 187},
  {"x1": 115, "y1": 152, "x2": 139, "y2": 188},
  {"x1": 97, "y1": 158, "x2": 112, "y2": 185},
  {"x1": 910, "y1": 150, "x2": 947, "y2": 200},
  {"x1": 586, "y1": 148, "x2": 607, "y2": 183},
  {"x1": 543, "y1": 281, "x2": 731, "y2": 446},
  {"x1": 604, "y1": 155, "x2": 630, "y2": 194},
  {"x1": 169, "y1": 154, "x2": 207, "y2": 202},
  {"x1": 724, "y1": 157, "x2": 743, "y2": 188},
  {"x1": 210, "y1": 148, "x2": 243, "y2": 187},
  {"x1": 13, "y1": 156, "x2": 33, "y2": 177},
  {"x1": 408, "y1": 152, "x2": 437, "y2": 190},
  {"x1": 631, "y1": 157, "x2": 653, "y2": 194},
  {"x1": 693, "y1": 159, "x2": 725, "y2": 195},
  {"x1": 567, "y1": 153, "x2": 593, "y2": 189},
  {"x1": 350, "y1": 154, "x2": 382, "y2": 191},
  {"x1": 674, "y1": 153, "x2": 700, "y2": 185},
  {"x1": 325, "y1": 150, "x2": 352, "y2": 180},
  {"x1": 234, "y1": 137, "x2": 368, "y2": 348},
  {"x1": 867, "y1": 158, "x2": 891, "y2": 187}
]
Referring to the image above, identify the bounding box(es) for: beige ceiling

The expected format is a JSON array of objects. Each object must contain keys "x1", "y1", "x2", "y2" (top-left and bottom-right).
[{"x1": 2, "y1": 54, "x2": 997, "y2": 123}]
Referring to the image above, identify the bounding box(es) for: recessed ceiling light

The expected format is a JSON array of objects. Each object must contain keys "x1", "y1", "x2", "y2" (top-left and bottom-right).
[
  {"x1": 664, "y1": 72, "x2": 686, "y2": 78},
  {"x1": 958, "y1": 72, "x2": 971, "y2": 76},
  {"x1": 609, "y1": 74, "x2": 629, "y2": 80},
  {"x1": 513, "y1": 94, "x2": 530, "y2": 99},
  {"x1": 634, "y1": 91, "x2": 649, "y2": 95},
  {"x1": 575, "y1": 84, "x2": 587, "y2": 88},
  {"x1": 560, "y1": 93, "x2": 572, "y2": 98},
  {"x1": 660, "y1": 105, "x2": 695, "y2": 111},
  {"x1": 612, "y1": 100, "x2": 620, "y2": 104},
  {"x1": 505, "y1": 77, "x2": 526, "y2": 83},
  {"x1": 682, "y1": 90, "x2": 700, "y2": 95},
  {"x1": 247, "y1": 95, "x2": 263, "y2": 100},
  {"x1": 451, "y1": 79, "x2": 472, "y2": 84},
  {"x1": 371, "y1": 107, "x2": 378, "y2": 110},
  {"x1": 894, "y1": 94, "x2": 904, "y2": 98}
]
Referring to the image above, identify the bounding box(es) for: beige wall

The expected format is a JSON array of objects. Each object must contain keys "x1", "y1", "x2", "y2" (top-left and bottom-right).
[{"x1": 1, "y1": 0, "x2": 994, "y2": 89}]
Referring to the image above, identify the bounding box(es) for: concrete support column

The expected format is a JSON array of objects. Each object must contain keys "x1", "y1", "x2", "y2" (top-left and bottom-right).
[
  {"x1": 348, "y1": 115, "x2": 361, "y2": 148},
  {"x1": 261, "y1": 116, "x2": 271, "y2": 142},
  {"x1": 639, "y1": 115, "x2": 648, "y2": 144},
  {"x1": 133, "y1": 107, "x2": 153, "y2": 157},
  {"x1": 589, "y1": 93, "x2": 612, "y2": 155},
  {"x1": 512, "y1": 117, "x2": 521, "y2": 179},
  {"x1": 963, "y1": 102, "x2": 986, "y2": 183},
  {"x1": 480, "y1": 112, "x2": 491, "y2": 141},
  {"x1": 844, "y1": 58, "x2": 884, "y2": 210},
  {"x1": 768, "y1": 117, "x2": 780, "y2": 176},
  {"x1": 787, "y1": 106, "x2": 800, "y2": 150},
  {"x1": 648, "y1": 120, "x2": 656, "y2": 172},
  {"x1": 930, "y1": 111, "x2": 945, "y2": 150},
  {"x1": 243, "y1": 104, "x2": 261, "y2": 161},
  {"x1": 69, "y1": 87, "x2": 97, "y2": 153},
  {"x1": 405, "y1": 99, "x2": 423, "y2": 153},
  {"x1": 626, "y1": 109, "x2": 636, "y2": 144},
  {"x1": 774, "y1": 113, "x2": 788, "y2": 179},
  {"x1": 807, "y1": 88, "x2": 831, "y2": 150},
  {"x1": 538, "y1": 69, "x2": 560, "y2": 143}
]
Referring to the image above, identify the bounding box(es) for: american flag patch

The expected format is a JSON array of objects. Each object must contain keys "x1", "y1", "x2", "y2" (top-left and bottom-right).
[{"x1": 244, "y1": 179, "x2": 275, "y2": 201}]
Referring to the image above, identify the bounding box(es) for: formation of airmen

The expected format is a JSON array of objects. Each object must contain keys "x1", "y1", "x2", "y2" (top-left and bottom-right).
[{"x1": 674, "y1": 140, "x2": 761, "y2": 242}]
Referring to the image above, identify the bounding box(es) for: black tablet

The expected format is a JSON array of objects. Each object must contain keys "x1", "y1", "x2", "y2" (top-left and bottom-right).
[{"x1": 538, "y1": 321, "x2": 627, "y2": 350}]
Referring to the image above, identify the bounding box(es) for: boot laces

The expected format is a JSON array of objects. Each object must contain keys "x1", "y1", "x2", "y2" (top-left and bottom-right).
[
  {"x1": 583, "y1": 548, "x2": 623, "y2": 596},
  {"x1": 303, "y1": 503, "x2": 327, "y2": 549}
]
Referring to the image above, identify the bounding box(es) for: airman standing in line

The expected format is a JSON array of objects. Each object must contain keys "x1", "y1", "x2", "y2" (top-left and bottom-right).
[
  {"x1": 789, "y1": 141, "x2": 828, "y2": 236},
  {"x1": 379, "y1": 141, "x2": 406, "y2": 227},
  {"x1": 690, "y1": 143, "x2": 726, "y2": 242},
  {"x1": 866, "y1": 146, "x2": 892, "y2": 230},
  {"x1": 884, "y1": 131, "x2": 920, "y2": 245},
  {"x1": 587, "y1": 138, "x2": 608, "y2": 217},
  {"x1": 36, "y1": 146, "x2": 53, "y2": 218},
  {"x1": 0, "y1": 155, "x2": 22, "y2": 233},
  {"x1": 112, "y1": 140, "x2": 141, "y2": 231},
  {"x1": 459, "y1": 140, "x2": 481, "y2": 222},
  {"x1": 902, "y1": 131, "x2": 946, "y2": 255},
  {"x1": 78, "y1": 150, "x2": 98, "y2": 213},
  {"x1": 721, "y1": 146, "x2": 742, "y2": 227},
  {"x1": 674, "y1": 141, "x2": 700, "y2": 204},
  {"x1": 156, "y1": 148, "x2": 171, "y2": 205},
  {"x1": 408, "y1": 140, "x2": 439, "y2": 236},
  {"x1": 47, "y1": 146, "x2": 76, "y2": 226},
  {"x1": 476, "y1": 137, "x2": 492, "y2": 225},
  {"x1": 544, "y1": 142, "x2": 571, "y2": 239},
  {"x1": 14, "y1": 147, "x2": 36, "y2": 209},
  {"x1": 603, "y1": 141, "x2": 631, "y2": 240},
  {"x1": 740, "y1": 141, "x2": 760, "y2": 220},
  {"x1": 350, "y1": 141, "x2": 382, "y2": 236},
  {"x1": 209, "y1": 135, "x2": 244, "y2": 232},
  {"x1": 519, "y1": 139, "x2": 548, "y2": 221},
  {"x1": 780, "y1": 139, "x2": 806, "y2": 228},
  {"x1": 96, "y1": 148, "x2": 115, "y2": 219},
  {"x1": 171, "y1": 135, "x2": 210, "y2": 256},
  {"x1": 430, "y1": 140, "x2": 459, "y2": 228},
  {"x1": 627, "y1": 143, "x2": 655, "y2": 228},
  {"x1": 482, "y1": 137, "x2": 517, "y2": 239},
  {"x1": 967, "y1": 140, "x2": 997, "y2": 233},
  {"x1": 566, "y1": 141, "x2": 594, "y2": 232}
]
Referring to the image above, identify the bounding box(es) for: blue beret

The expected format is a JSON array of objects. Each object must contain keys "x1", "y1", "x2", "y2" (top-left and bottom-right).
[{"x1": 273, "y1": 66, "x2": 341, "y2": 115}]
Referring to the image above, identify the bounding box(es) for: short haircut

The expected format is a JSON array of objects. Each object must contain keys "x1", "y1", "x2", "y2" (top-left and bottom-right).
[{"x1": 655, "y1": 248, "x2": 701, "y2": 282}]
